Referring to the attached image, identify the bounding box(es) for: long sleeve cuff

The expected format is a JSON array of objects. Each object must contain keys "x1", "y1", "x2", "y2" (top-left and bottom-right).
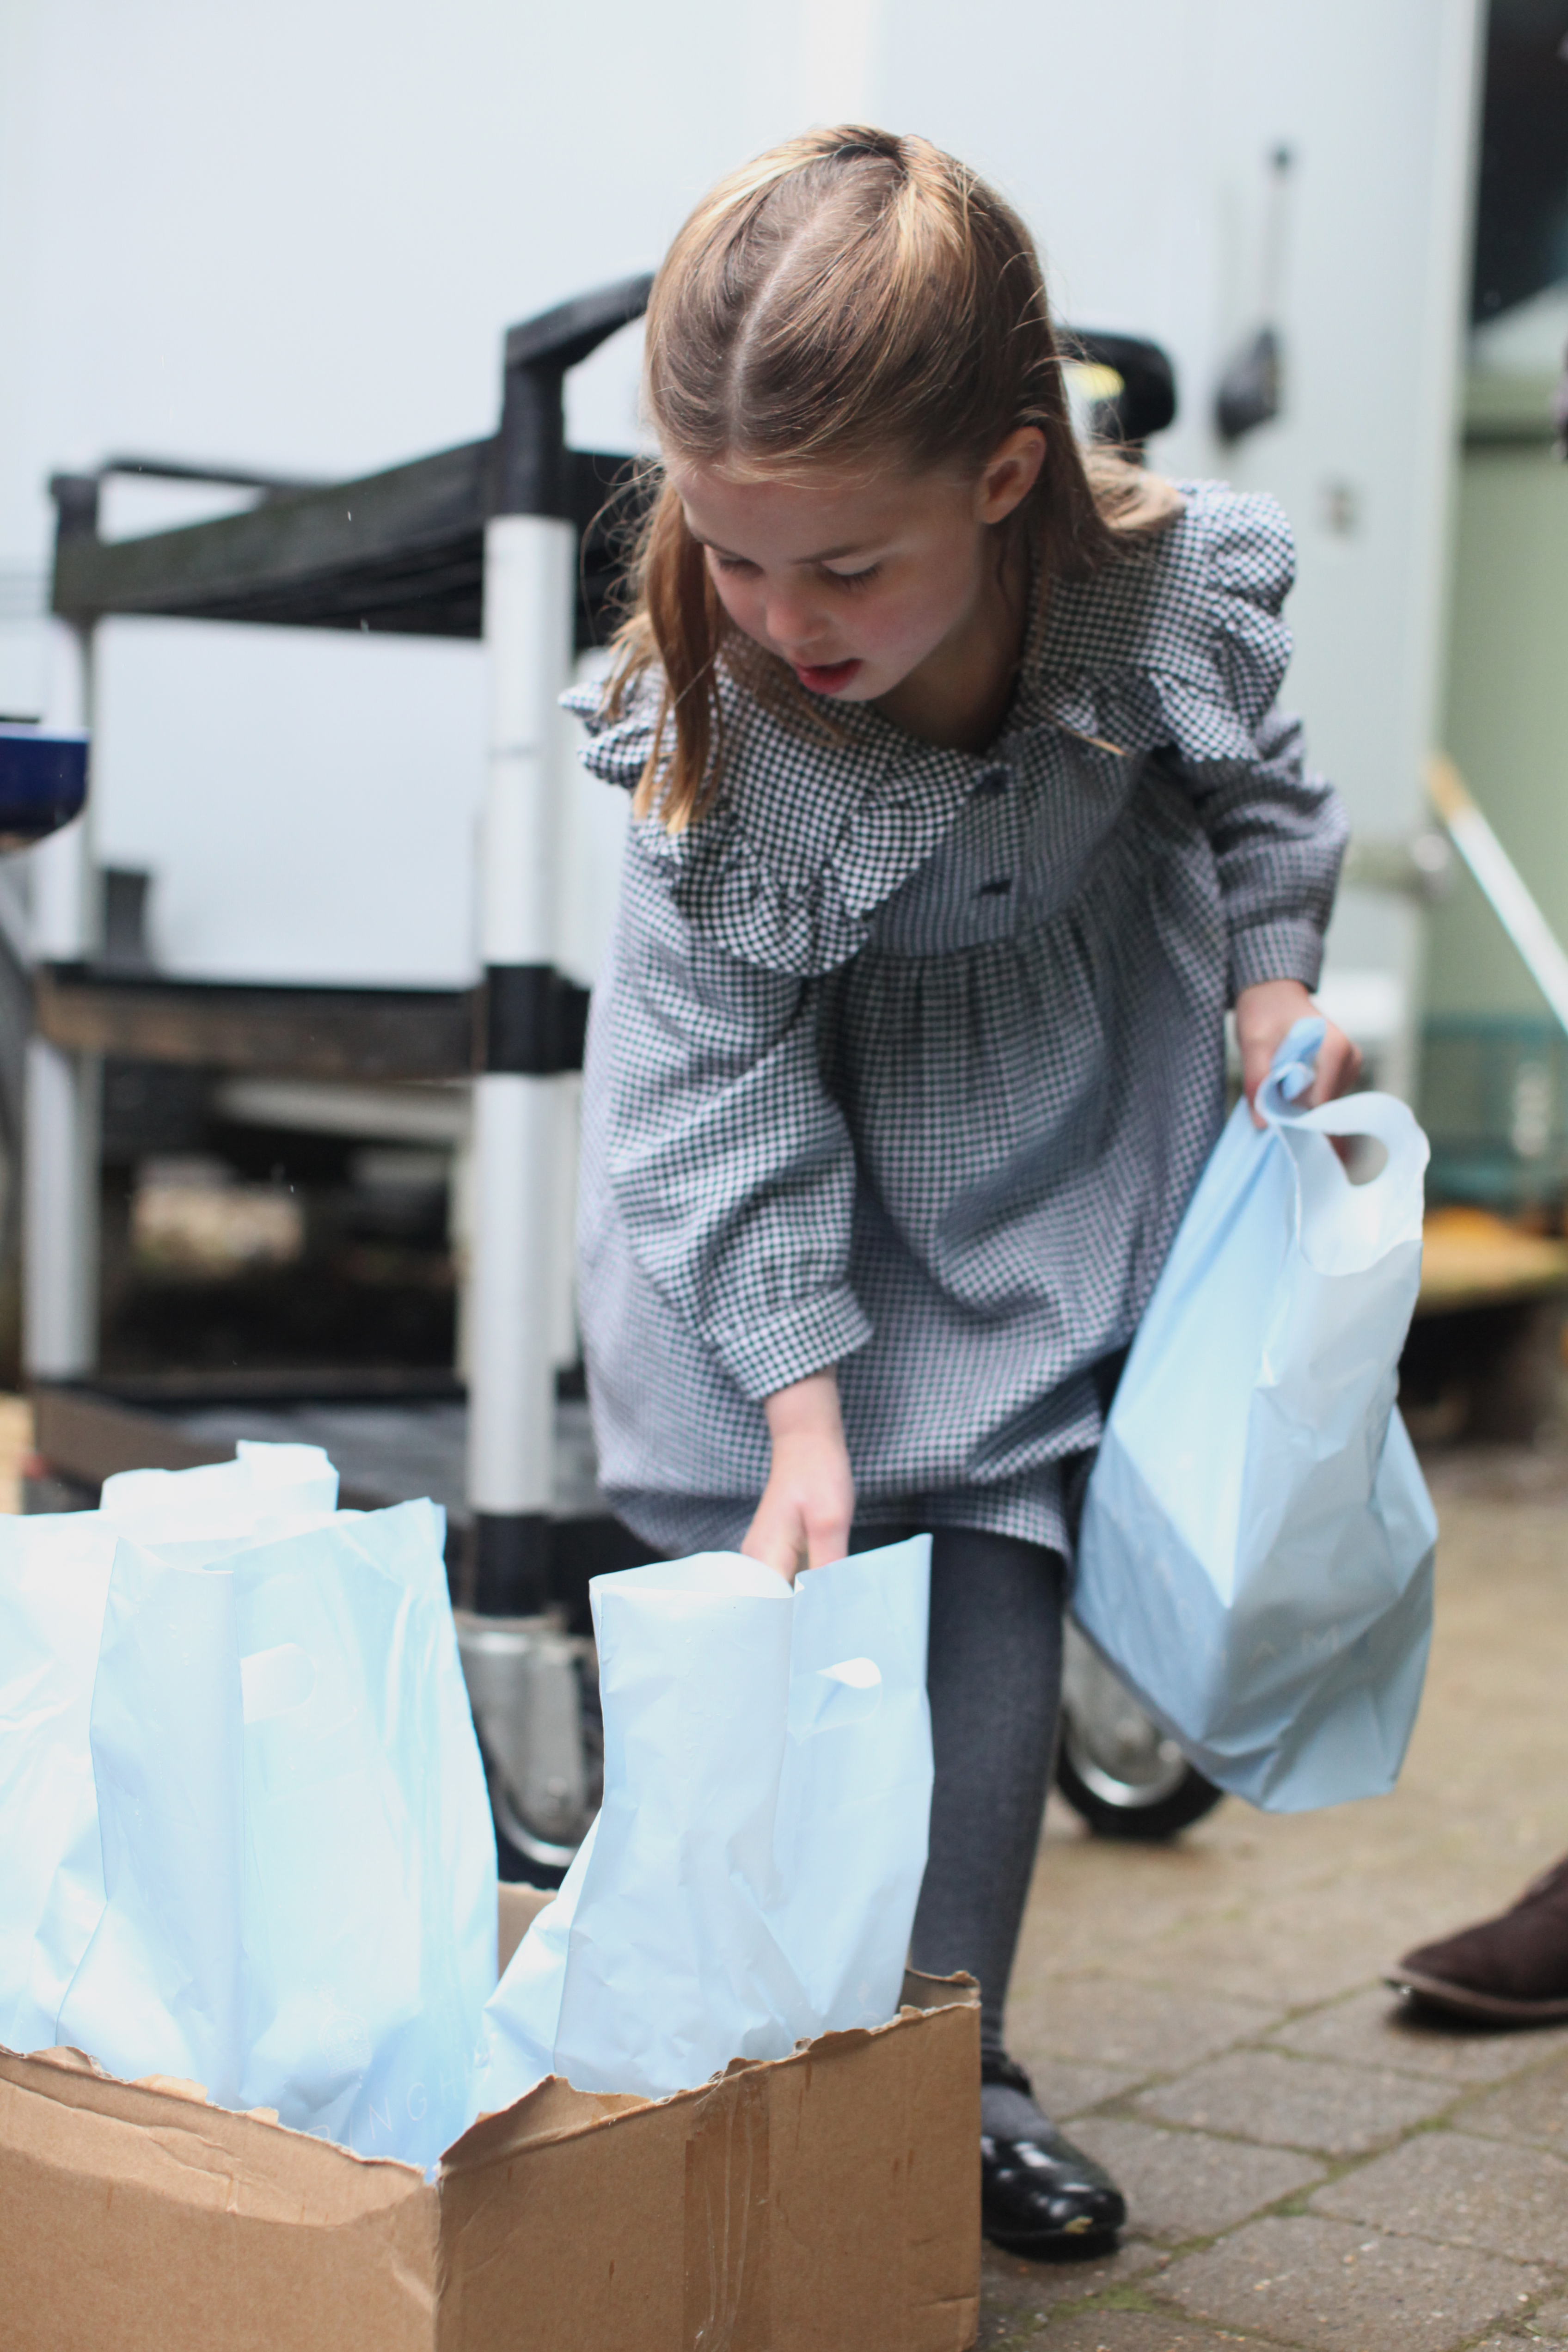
[
  {"x1": 710, "y1": 1286, "x2": 873, "y2": 1403},
  {"x1": 1229, "y1": 915, "x2": 1328, "y2": 1000}
]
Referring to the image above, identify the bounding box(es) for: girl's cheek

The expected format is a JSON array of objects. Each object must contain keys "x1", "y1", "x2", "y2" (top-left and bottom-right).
[
  {"x1": 710, "y1": 567, "x2": 761, "y2": 640},
  {"x1": 870, "y1": 586, "x2": 943, "y2": 662}
]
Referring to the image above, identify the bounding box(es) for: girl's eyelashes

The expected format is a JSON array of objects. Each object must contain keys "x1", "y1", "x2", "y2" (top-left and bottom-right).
[{"x1": 707, "y1": 552, "x2": 881, "y2": 589}]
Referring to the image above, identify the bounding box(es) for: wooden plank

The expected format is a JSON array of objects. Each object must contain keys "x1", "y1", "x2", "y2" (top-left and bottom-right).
[
  {"x1": 30, "y1": 1384, "x2": 395, "y2": 1514},
  {"x1": 31, "y1": 1385, "x2": 229, "y2": 1484},
  {"x1": 34, "y1": 965, "x2": 473, "y2": 1079},
  {"x1": 52, "y1": 441, "x2": 492, "y2": 635},
  {"x1": 48, "y1": 445, "x2": 645, "y2": 647},
  {"x1": 1416, "y1": 1205, "x2": 1568, "y2": 1318},
  {"x1": 88, "y1": 1365, "x2": 465, "y2": 1409}
]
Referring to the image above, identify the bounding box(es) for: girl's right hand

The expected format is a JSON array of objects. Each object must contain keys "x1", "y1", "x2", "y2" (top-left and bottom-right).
[{"x1": 742, "y1": 1369, "x2": 855, "y2": 1584}]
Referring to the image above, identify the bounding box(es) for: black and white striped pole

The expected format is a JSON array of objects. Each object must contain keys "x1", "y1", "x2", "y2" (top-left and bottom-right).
[
  {"x1": 23, "y1": 475, "x2": 101, "y2": 1381},
  {"x1": 467, "y1": 278, "x2": 650, "y2": 1615}
]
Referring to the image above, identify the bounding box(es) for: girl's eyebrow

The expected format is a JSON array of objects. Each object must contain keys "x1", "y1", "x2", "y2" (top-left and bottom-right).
[{"x1": 693, "y1": 534, "x2": 882, "y2": 565}]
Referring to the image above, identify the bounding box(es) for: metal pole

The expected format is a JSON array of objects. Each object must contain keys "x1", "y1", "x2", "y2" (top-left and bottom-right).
[
  {"x1": 467, "y1": 514, "x2": 575, "y2": 1611},
  {"x1": 463, "y1": 276, "x2": 653, "y2": 1615},
  {"x1": 24, "y1": 617, "x2": 100, "y2": 1379},
  {"x1": 1427, "y1": 754, "x2": 1568, "y2": 1036}
]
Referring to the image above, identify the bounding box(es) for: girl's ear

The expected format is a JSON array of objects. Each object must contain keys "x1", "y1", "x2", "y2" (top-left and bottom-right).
[{"x1": 975, "y1": 428, "x2": 1047, "y2": 526}]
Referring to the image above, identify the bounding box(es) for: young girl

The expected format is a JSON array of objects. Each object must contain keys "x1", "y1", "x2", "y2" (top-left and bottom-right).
[{"x1": 570, "y1": 126, "x2": 1359, "y2": 2256}]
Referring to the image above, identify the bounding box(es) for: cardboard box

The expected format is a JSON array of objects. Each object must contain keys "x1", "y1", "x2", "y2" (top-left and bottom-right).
[{"x1": 0, "y1": 1886, "x2": 980, "y2": 2351}]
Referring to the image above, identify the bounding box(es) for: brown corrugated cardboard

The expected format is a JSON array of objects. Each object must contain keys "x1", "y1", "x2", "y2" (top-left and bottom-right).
[{"x1": 0, "y1": 1891, "x2": 980, "y2": 2352}]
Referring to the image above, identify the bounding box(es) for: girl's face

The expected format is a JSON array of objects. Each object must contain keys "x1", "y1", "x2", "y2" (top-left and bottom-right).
[{"x1": 670, "y1": 431, "x2": 1045, "y2": 730}]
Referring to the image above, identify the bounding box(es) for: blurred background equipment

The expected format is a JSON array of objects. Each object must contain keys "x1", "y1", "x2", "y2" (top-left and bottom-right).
[{"x1": 1421, "y1": 0, "x2": 1568, "y2": 1209}]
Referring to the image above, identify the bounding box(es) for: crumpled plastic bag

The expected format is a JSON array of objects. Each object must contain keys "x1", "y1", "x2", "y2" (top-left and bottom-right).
[
  {"x1": 0, "y1": 1443, "x2": 495, "y2": 2166},
  {"x1": 1076, "y1": 1017, "x2": 1438, "y2": 1811},
  {"x1": 472, "y1": 1536, "x2": 932, "y2": 2113}
]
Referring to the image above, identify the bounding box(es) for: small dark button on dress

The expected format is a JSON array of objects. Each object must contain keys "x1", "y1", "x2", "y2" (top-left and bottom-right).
[{"x1": 567, "y1": 482, "x2": 1348, "y2": 1558}]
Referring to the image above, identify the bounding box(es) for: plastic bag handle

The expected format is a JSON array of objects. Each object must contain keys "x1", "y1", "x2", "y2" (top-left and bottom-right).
[
  {"x1": 788, "y1": 1655, "x2": 884, "y2": 1738},
  {"x1": 1256, "y1": 1016, "x2": 1428, "y2": 1197}
]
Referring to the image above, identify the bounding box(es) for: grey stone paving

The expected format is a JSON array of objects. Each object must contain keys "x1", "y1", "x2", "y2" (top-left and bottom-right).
[
  {"x1": 1459, "y1": 2055, "x2": 1568, "y2": 2157},
  {"x1": 1311, "y1": 2132, "x2": 1568, "y2": 2268},
  {"x1": 975, "y1": 1450, "x2": 1568, "y2": 2349},
  {"x1": 1132, "y1": 2046, "x2": 1457, "y2": 2156},
  {"x1": 1070, "y1": 2117, "x2": 1324, "y2": 2245},
  {"x1": 1268, "y1": 1990, "x2": 1568, "y2": 2086},
  {"x1": 1160, "y1": 2214, "x2": 1544, "y2": 2352}
]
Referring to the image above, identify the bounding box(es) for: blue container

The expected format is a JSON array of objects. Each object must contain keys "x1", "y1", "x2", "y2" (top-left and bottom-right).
[
  {"x1": 0, "y1": 723, "x2": 89, "y2": 850},
  {"x1": 1420, "y1": 1016, "x2": 1568, "y2": 1211}
]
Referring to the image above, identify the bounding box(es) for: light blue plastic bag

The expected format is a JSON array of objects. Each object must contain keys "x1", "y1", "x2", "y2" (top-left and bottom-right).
[
  {"x1": 472, "y1": 1536, "x2": 932, "y2": 2113},
  {"x1": 0, "y1": 1445, "x2": 496, "y2": 2167},
  {"x1": 1076, "y1": 1019, "x2": 1438, "y2": 1811},
  {"x1": 0, "y1": 1511, "x2": 119, "y2": 2059},
  {"x1": 0, "y1": 1441, "x2": 341, "y2": 2058}
]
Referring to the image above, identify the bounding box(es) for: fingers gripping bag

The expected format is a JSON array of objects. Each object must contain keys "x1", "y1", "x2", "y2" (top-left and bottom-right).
[
  {"x1": 0, "y1": 1445, "x2": 496, "y2": 2168},
  {"x1": 1075, "y1": 1017, "x2": 1438, "y2": 1811},
  {"x1": 472, "y1": 1535, "x2": 932, "y2": 2113}
]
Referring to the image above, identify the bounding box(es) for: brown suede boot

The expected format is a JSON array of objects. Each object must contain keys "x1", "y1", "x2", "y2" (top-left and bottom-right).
[{"x1": 1387, "y1": 1852, "x2": 1568, "y2": 2024}]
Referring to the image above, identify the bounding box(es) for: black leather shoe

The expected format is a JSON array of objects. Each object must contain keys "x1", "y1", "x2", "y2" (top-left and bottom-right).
[{"x1": 980, "y1": 2056, "x2": 1127, "y2": 2258}]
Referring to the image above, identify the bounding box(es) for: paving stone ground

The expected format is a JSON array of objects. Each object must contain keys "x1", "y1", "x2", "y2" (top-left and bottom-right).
[{"x1": 980, "y1": 1446, "x2": 1568, "y2": 2351}]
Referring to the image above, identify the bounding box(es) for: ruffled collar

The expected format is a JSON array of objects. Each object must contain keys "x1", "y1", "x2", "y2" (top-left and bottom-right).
[
  {"x1": 568, "y1": 479, "x2": 1293, "y2": 973},
  {"x1": 570, "y1": 655, "x2": 992, "y2": 975}
]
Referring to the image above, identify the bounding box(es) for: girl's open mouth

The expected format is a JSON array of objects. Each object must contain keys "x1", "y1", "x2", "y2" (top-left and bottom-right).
[{"x1": 793, "y1": 658, "x2": 862, "y2": 695}]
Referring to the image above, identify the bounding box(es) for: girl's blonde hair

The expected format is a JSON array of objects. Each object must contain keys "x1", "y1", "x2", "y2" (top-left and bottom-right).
[{"x1": 608, "y1": 125, "x2": 1181, "y2": 829}]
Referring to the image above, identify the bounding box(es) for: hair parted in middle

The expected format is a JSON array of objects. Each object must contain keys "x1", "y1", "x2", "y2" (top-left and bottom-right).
[{"x1": 607, "y1": 124, "x2": 1182, "y2": 831}]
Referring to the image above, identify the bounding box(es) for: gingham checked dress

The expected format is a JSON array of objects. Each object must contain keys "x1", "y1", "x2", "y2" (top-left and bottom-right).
[{"x1": 570, "y1": 480, "x2": 1348, "y2": 1558}]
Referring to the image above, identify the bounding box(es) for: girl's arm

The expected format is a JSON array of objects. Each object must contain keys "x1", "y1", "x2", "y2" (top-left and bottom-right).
[
  {"x1": 1182, "y1": 701, "x2": 1346, "y2": 997},
  {"x1": 742, "y1": 1370, "x2": 855, "y2": 1583},
  {"x1": 1177, "y1": 702, "x2": 1360, "y2": 1115},
  {"x1": 1164, "y1": 485, "x2": 1355, "y2": 1106},
  {"x1": 596, "y1": 840, "x2": 870, "y2": 1499}
]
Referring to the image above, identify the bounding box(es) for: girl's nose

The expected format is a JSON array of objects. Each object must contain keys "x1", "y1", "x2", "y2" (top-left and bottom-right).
[{"x1": 765, "y1": 588, "x2": 826, "y2": 653}]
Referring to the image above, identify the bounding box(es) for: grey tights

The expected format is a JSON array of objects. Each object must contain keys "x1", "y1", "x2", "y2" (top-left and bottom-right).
[{"x1": 860, "y1": 1524, "x2": 1066, "y2": 2079}]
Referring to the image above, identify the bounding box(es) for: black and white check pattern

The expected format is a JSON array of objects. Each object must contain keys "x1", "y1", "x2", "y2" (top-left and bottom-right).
[{"x1": 570, "y1": 481, "x2": 1348, "y2": 1557}]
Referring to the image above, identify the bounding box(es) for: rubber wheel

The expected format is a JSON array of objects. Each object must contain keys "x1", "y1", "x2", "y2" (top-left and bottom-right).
[
  {"x1": 1055, "y1": 1733, "x2": 1225, "y2": 1842},
  {"x1": 480, "y1": 1698, "x2": 602, "y2": 1892},
  {"x1": 489, "y1": 1771, "x2": 570, "y2": 1889}
]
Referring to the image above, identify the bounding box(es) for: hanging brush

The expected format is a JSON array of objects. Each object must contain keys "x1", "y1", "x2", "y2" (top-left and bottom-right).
[{"x1": 1215, "y1": 145, "x2": 1295, "y2": 443}]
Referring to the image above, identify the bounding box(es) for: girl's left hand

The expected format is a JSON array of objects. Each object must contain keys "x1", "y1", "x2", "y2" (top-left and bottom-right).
[
  {"x1": 1234, "y1": 978, "x2": 1361, "y2": 1127},
  {"x1": 743, "y1": 1369, "x2": 856, "y2": 1584}
]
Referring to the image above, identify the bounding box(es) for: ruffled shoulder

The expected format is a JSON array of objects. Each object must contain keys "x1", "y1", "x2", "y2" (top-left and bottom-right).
[
  {"x1": 564, "y1": 658, "x2": 984, "y2": 977},
  {"x1": 563, "y1": 668, "x2": 666, "y2": 790},
  {"x1": 1027, "y1": 479, "x2": 1296, "y2": 766}
]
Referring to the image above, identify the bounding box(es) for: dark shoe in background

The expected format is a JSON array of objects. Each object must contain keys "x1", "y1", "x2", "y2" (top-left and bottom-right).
[
  {"x1": 980, "y1": 2053, "x2": 1126, "y2": 2257},
  {"x1": 1387, "y1": 1850, "x2": 1568, "y2": 2024}
]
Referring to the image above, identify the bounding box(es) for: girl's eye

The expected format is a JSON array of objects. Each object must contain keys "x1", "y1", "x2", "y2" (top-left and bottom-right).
[
  {"x1": 712, "y1": 554, "x2": 758, "y2": 577},
  {"x1": 826, "y1": 564, "x2": 881, "y2": 591}
]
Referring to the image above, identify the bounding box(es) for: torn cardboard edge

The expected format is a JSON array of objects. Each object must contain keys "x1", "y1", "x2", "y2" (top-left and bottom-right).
[
  {"x1": 5, "y1": 1884, "x2": 976, "y2": 2176},
  {"x1": 0, "y1": 1883, "x2": 981, "y2": 2351},
  {"x1": 0, "y1": 1965, "x2": 978, "y2": 2174}
]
